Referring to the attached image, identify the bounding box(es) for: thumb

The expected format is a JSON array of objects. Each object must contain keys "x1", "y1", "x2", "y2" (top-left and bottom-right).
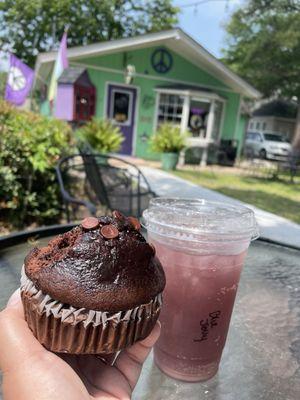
[
  {"x1": 6, "y1": 289, "x2": 23, "y2": 311},
  {"x1": 0, "y1": 289, "x2": 45, "y2": 373}
]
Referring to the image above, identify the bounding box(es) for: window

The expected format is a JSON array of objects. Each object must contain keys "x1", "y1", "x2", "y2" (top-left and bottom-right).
[
  {"x1": 256, "y1": 121, "x2": 260, "y2": 130},
  {"x1": 249, "y1": 122, "x2": 253, "y2": 129},
  {"x1": 262, "y1": 122, "x2": 266, "y2": 131},
  {"x1": 157, "y1": 93, "x2": 184, "y2": 125},
  {"x1": 110, "y1": 90, "x2": 132, "y2": 125},
  {"x1": 263, "y1": 133, "x2": 284, "y2": 142},
  {"x1": 155, "y1": 91, "x2": 224, "y2": 142},
  {"x1": 188, "y1": 99, "x2": 210, "y2": 138},
  {"x1": 254, "y1": 133, "x2": 263, "y2": 142}
]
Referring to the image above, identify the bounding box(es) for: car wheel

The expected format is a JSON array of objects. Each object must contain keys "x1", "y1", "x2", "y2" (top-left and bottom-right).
[{"x1": 259, "y1": 149, "x2": 267, "y2": 159}]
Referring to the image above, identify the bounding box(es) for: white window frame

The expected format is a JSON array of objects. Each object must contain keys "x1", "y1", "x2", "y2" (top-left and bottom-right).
[
  {"x1": 109, "y1": 88, "x2": 133, "y2": 127},
  {"x1": 154, "y1": 88, "x2": 226, "y2": 147},
  {"x1": 156, "y1": 92, "x2": 185, "y2": 127}
]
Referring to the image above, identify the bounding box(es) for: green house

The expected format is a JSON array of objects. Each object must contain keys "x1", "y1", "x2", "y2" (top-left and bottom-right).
[{"x1": 35, "y1": 28, "x2": 260, "y2": 164}]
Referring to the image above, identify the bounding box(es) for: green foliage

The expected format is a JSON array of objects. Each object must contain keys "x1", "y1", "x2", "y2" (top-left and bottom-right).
[
  {"x1": 222, "y1": 0, "x2": 300, "y2": 99},
  {"x1": 151, "y1": 123, "x2": 188, "y2": 154},
  {"x1": 0, "y1": 0, "x2": 179, "y2": 67},
  {"x1": 0, "y1": 71, "x2": 7, "y2": 98},
  {"x1": 77, "y1": 118, "x2": 124, "y2": 153},
  {"x1": 0, "y1": 100, "x2": 72, "y2": 229}
]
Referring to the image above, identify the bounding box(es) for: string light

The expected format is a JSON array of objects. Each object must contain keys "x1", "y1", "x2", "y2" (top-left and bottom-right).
[{"x1": 178, "y1": 0, "x2": 229, "y2": 8}]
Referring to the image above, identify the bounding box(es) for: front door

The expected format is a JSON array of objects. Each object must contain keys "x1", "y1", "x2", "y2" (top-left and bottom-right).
[{"x1": 107, "y1": 84, "x2": 137, "y2": 155}]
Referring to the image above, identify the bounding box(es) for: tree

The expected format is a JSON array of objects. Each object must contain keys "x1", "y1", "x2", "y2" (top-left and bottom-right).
[
  {"x1": 0, "y1": 0, "x2": 178, "y2": 67},
  {"x1": 222, "y1": 0, "x2": 300, "y2": 147}
]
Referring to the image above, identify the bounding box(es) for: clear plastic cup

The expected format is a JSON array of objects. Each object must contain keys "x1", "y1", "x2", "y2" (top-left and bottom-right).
[{"x1": 143, "y1": 198, "x2": 259, "y2": 382}]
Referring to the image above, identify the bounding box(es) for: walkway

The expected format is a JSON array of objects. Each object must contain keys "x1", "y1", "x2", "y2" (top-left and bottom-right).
[{"x1": 141, "y1": 166, "x2": 300, "y2": 248}]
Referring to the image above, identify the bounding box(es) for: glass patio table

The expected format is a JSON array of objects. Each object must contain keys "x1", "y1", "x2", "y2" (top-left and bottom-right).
[{"x1": 0, "y1": 228, "x2": 300, "y2": 400}]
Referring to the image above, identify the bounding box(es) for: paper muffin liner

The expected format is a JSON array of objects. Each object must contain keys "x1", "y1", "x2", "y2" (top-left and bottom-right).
[{"x1": 20, "y1": 266, "x2": 162, "y2": 354}]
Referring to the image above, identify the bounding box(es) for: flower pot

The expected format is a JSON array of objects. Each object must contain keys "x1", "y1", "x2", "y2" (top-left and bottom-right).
[{"x1": 161, "y1": 153, "x2": 179, "y2": 171}]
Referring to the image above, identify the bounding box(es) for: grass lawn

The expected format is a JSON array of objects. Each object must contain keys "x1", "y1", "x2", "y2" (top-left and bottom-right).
[{"x1": 172, "y1": 168, "x2": 300, "y2": 224}]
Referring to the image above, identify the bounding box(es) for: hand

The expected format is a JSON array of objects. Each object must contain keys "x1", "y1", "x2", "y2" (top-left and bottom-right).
[{"x1": 0, "y1": 290, "x2": 160, "y2": 400}]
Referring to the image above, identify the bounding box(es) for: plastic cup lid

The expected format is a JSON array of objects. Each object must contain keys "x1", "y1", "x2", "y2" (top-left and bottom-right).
[{"x1": 143, "y1": 198, "x2": 259, "y2": 244}]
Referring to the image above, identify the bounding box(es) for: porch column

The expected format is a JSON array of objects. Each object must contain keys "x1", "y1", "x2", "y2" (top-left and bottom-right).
[
  {"x1": 200, "y1": 100, "x2": 215, "y2": 166},
  {"x1": 178, "y1": 95, "x2": 190, "y2": 166}
]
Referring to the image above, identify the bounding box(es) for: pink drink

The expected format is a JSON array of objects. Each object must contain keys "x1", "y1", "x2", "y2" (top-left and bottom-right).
[
  {"x1": 151, "y1": 238, "x2": 247, "y2": 381},
  {"x1": 143, "y1": 199, "x2": 258, "y2": 382}
]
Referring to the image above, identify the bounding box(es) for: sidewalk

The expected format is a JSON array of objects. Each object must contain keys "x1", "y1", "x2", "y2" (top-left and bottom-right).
[{"x1": 140, "y1": 166, "x2": 300, "y2": 248}]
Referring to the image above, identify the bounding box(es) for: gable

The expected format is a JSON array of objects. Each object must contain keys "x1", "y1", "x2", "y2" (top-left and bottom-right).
[
  {"x1": 36, "y1": 29, "x2": 260, "y2": 98},
  {"x1": 73, "y1": 45, "x2": 230, "y2": 91}
]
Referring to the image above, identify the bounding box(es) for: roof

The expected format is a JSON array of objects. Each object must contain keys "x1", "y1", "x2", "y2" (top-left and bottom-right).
[
  {"x1": 58, "y1": 67, "x2": 85, "y2": 83},
  {"x1": 35, "y1": 28, "x2": 260, "y2": 99},
  {"x1": 253, "y1": 100, "x2": 297, "y2": 119}
]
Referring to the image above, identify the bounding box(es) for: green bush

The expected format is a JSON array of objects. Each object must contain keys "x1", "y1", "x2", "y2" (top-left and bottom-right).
[
  {"x1": 77, "y1": 118, "x2": 124, "y2": 153},
  {"x1": 151, "y1": 123, "x2": 188, "y2": 153},
  {"x1": 0, "y1": 100, "x2": 72, "y2": 230}
]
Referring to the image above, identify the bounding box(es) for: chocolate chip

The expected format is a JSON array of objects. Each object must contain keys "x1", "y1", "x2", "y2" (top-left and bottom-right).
[
  {"x1": 81, "y1": 217, "x2": 99, "y2": 230},
  {"x1": 112, "y1": 210, "x2": 124, "y2": 220},
  {"x1": 128, "y1": 216, "x2": 141, "y2": 231},
  {"x1": 99, "y1": 216, "x2": 111, "y2": 225},
  {"x1": 101, "y1": 224, "x2": 119, "y2": 239},
  {"x1": 149, "y1": 243, "x2": 156, "y2": 256}
]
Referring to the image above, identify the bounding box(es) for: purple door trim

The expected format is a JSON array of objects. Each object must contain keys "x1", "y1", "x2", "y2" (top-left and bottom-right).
[{"x1": 107, "y1": 84, "x2": 137, "y2": 155}]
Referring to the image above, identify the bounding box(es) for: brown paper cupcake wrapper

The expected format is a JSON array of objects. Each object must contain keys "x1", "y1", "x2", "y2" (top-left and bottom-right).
[{"x1": 20, "y1": 266, "x2": 162, "y2": 354}]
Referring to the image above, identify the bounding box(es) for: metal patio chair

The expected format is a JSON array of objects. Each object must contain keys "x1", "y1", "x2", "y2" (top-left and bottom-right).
[{"x1": 56, "y1": 153, "x2": 156, "y2": 222}]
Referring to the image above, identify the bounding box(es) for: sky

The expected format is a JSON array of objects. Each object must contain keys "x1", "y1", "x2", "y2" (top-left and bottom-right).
[
  {"x1": 174, "y1": 0, "x2": 244, "y2": 58},
  {"x1": 1, "y1": 0, "x2": 244, "y2": 71}
]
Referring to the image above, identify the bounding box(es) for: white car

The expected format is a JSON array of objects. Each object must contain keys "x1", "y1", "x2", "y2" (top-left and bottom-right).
[{"x1": 244, "y1": 131, "x2": 292, "y2": 160}]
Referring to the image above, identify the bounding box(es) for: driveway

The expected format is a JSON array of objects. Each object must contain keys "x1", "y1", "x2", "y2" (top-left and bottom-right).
[{"x1": 141, "y1": 166, "x2": 300, "y2": 248}]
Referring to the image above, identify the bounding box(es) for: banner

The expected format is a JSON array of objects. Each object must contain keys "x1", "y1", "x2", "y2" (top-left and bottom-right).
[
  {"x1": 5, "y1": 54, "x2": 34, "y2": 106},
  {"x1": 48, "y1": 32, "x2": 68, "y2": 102}
]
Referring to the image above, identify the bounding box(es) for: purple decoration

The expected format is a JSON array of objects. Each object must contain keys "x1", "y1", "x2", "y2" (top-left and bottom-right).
[
  {"x1": 5, "y1": 54, "x2": 34, "y2": 106},
  {"x1": 191, "y1": 107, "x2": 205, "y2": 115},
  {"x1": 55, "y1": 84, "x2": 74, "y2": 121}
]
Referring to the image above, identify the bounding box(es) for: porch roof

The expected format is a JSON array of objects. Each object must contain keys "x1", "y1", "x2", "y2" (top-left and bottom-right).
[{"x1": 155, "y1": 84, "x2": 226, "y2": 99}]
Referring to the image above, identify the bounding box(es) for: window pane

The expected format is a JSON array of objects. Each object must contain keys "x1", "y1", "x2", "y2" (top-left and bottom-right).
[
  {"x1": 188, "y1": 99, "x2": 210, "y2": 138},
  {"x1": 157, "y1": 93, "x2": 184, "y2": 126},
  {"x1": 112, "y1": 91, "x2": 130, "y2": 123}
]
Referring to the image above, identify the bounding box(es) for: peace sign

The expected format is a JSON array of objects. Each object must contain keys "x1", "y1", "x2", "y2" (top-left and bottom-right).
[{"x1": 151, "y1": 48, "x2": 173, "y2": 74}]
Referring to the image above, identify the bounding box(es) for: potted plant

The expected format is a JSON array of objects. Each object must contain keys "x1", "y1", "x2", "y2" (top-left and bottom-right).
[
  {"x1": 151, "y1": 123, "x2": 188, "y2": 171},
  {"x1": 76, "y1": 118, "x2": 124, "y2": 154}
]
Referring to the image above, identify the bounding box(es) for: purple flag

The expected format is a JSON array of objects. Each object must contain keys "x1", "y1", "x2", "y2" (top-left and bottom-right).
[
  {"x1": 48, "y1": 31, "x2": 68, "y2": 102},
  {"x1": 60, "y1": 32, "x2": 69, "y2": 69},
  {"x1": 5, "y1": 54, "x2": 34, "y2": 106}
]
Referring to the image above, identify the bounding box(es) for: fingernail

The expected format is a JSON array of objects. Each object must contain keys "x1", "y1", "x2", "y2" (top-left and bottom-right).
[{"x1": 7, "y1": 289, "x2": 21, "y2": 307}]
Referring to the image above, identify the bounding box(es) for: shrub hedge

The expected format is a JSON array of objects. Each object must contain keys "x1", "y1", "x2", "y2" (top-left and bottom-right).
[{"x1": 0, "y1": 100, "x2": 72, "y2": 230}]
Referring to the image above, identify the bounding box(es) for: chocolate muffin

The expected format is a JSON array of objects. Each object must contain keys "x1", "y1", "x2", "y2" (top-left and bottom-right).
[{"x1": 20, "y1": 212, "x2": 165, "y2": 354}]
